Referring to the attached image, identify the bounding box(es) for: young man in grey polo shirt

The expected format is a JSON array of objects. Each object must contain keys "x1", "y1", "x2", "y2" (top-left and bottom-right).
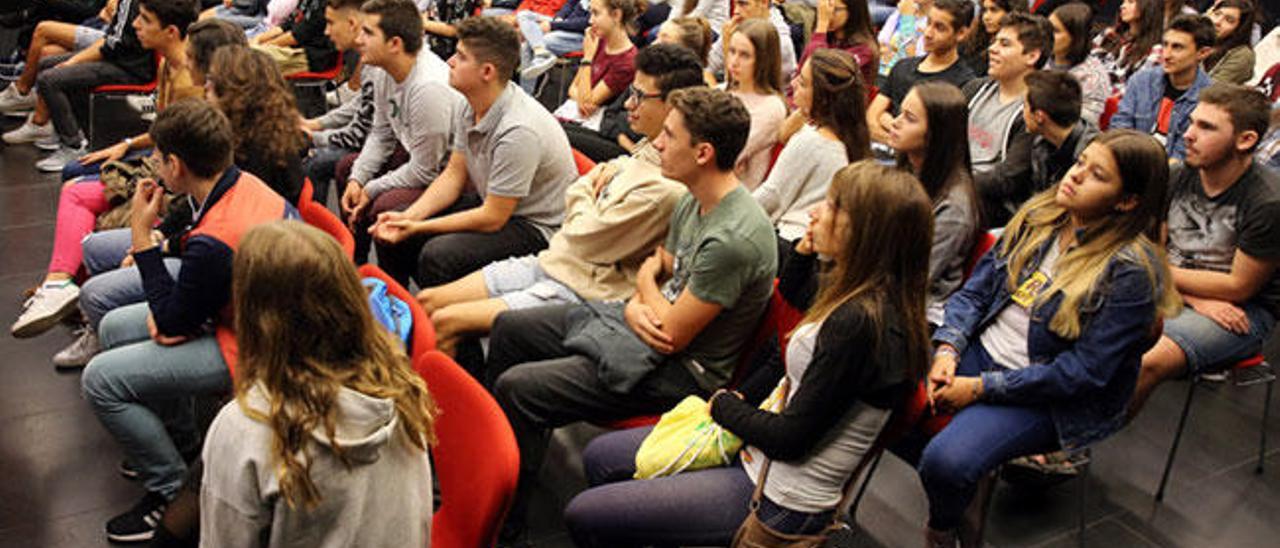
[{"x1": 370, "y1": 15, "x2": 577, "y2": 288}]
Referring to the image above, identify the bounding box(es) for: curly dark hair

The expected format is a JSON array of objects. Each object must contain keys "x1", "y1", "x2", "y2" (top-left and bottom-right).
[{"x1": 207, "y1": 46, "x2": 308, "y2": 170}]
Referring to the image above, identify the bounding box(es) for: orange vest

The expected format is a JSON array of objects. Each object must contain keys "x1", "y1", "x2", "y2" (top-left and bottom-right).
[{"x1": 185, "y1": 169, "x2": 291, "y2": 377}]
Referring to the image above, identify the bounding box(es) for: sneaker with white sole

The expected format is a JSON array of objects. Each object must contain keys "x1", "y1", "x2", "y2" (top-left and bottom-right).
[
  {"x1": 34, "y1": 132, "x2": 59, "y2": 151},
  {"x1": 11, "y1": 280, "x2": 80, "y2": 338},
  {"x1": 0, "y1": 83, "x2": 36, "y2": 114},
  {"x1": 35, "y1": 141, "x2": 86, "y2": 172},
  {"x1": 2, "y1": 115, "x2": 53, "y2": 145},
  {"x1": 106, "y1": 491, "x2": 168, "y2": 543},
  {"x1": 53, "y1": 326, "x2": 99, "y2": 369},
  {"x1": 520, "y1": 52, "x2": 559, "y2": 83}
]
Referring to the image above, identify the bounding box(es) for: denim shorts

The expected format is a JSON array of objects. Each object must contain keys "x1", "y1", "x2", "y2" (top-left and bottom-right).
[
  {"x1": 1162, "y1": 302, "x2": 1276, "y2": 374},
  {"x1": 73, "y1": 26, "x2": 104, "y2": 51},
  {"x1": 482, "y1": 255, "x2": 583, "y2": 310}
]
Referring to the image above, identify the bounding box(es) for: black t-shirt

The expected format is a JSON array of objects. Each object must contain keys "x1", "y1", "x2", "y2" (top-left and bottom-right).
[
  {"x1": 1166, "y1": 162, "x2": 1280, "y2": 313},
  {"x1": 100, "y1": 0, "x2": 156, "y2": 81},
  {"x1": 282, "y1": 0, "x2": 337, "y2": 72},
  {"x1": 1163, "y1": 74, "x2": 1189, "y2": 101},
  {"x1": 882, "y1": 55, "x2": 976, "y2": 113}
]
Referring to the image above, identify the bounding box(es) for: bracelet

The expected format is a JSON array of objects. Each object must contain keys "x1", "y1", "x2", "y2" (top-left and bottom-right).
[
  {"x1": 934, "y1": 346, "x2": 960, "y2": 360},
  {"x1": 122, "y1": 137, "x2": 133, "y2": 148}
]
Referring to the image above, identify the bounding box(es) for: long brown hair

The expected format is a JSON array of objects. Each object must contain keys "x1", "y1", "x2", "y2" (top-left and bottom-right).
[
  {"x1": 1000, "y1": 130, "x2": 1181, "y2": 338},
  {"x1": 808, "y1": 49, "x2": 869, "y2": 162},
  {"x1": 728, "y1": 18, "x2": 783, "y2": 96},
  {"x1": 803, "y1": 161, "x2": 933, "y2": 383},
  {"x1": 667, "y1": 16, "x2": 714, "y2": 67},
  {"x1": 207, "y1": 45, "x2": 308, "y2": 170},
  {"x1": 232, "y1": 221, "x2": 437, "y2": 509},
  {"x1": 1205, "y1": 0, "x2": 1257, "y2": 73},
  {"x1": 896, "y1": 81, "x2": 977, "y2": 223}
]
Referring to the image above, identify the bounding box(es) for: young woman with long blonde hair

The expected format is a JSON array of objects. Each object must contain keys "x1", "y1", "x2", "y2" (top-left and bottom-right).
[
  {"x1": 200, "y1": 220, "x2": 437, "y2": 547},
  {"x1": 920, "y1": 130, "x2": 1182, "y2": 546}
]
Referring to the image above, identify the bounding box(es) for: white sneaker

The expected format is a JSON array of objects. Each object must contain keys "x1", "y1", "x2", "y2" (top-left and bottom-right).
[
  {"x1": 2, "y1": 115, "x2": 53, "y2": 145},
  {"x1": 520, "y1": 53, "x2": 559, "y2": 83},
  {"x1": 124, "y1": 94, "x2": 155, "y2": 115},
  {"x1": 11, "y1": 280, "x2": 80, "y2": 338},
  {"x1": 53, "y1": 325, "x2": 99, "y2": 369},
  {"x1": 34, "y1": 131, "x2": 59, "y2": 151},
  {"x1": 35, "y1": 141, "x2": 86, "y2": 172},
  {"x1": 0, "y1": 83, "x2": 36, "y2": 115}
]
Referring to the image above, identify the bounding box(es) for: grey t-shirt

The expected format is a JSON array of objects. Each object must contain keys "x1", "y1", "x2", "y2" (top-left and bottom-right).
[
  {"x1": 662, "y1": 186, "x2": 778, "y2": 390},
  {"x1": 1166, "y1": 163, "x2": 1280, "y2": 314},
  {"x1": 453, "y1": 82, "x2": 577, "y2": 240},
  {"x1": 967, "y1": 83, "x2": 1024, "y2": 172}
]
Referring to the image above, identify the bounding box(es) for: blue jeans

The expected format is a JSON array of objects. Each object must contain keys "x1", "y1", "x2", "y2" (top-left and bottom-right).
[
  {"x1": 303, "y1": 145, "x2": 354, "y2": 207},
  {"x1": 565, "y1": 426, "x2": 832, "y2": 547},
  {"x1": 60, "y1": 147, "x2": 150, "y2": 181},
  {"x1": 517, "y1": 10, "x2": 584, "y2": 94},
  {"x1": 81, "y1": 303, "x2": 231, "y2": 499},
  {"x1": 917, "y1": 344, "x2": 1060, "y2": 530},
  {"x1": 80, "y1": 229, "x2": 182, "y2": 328}
]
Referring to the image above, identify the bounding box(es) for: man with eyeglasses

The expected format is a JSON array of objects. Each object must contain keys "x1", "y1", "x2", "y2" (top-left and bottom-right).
[{"x1": 416, "y1": 44, "x2": 706, "y2": 371}]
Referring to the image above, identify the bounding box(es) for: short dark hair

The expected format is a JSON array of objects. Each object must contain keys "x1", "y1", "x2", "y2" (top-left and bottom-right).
[
  {"x1": 668, "y1": 88, "x2": 751, "y2": 171},
  {"x1": 932, "y1": 0, "x2": 975, "y2": 31},
  {"x1": 1051, "y1": 2, "x2": 1093, "y2": 66},
  {"x1": 150, "y1": 99, "x2": 234, "y2": 178},
  {"x1": 139, "y1": 0, "x2": 200, "y2": 39},
  {"x1": 360, "y1": 0, "x2": 424, "y2": 54},
  {"x1": 1198, "y1": 83, "x2": 1271, "y2": 153},
  {"x1": 186, "y1": 18, "x2": 248, "y2": 76},
  {"x1": 1025, "y1": 70, "x2": 1082, "y2": 127},
  {"x1": 455, "y1": 16, "x2": 521, "y2": 82},
  {"x1": 999, "y1": 12, "x2": 1053, "y2": 69},
  {"x1": 327, "y1": 0, "x2": 365, "y2": 9},
  {"x1": 1166, "y1": 13, "x2": 1216, "y2": 50},
  {"x1": 635, "y1": 44, "x2": 705, "y2": 98}
]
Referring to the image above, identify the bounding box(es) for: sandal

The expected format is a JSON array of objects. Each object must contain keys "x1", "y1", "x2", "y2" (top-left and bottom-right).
[{"x1": 1003, "y1": 449, "x2": 1090, "y2": 487}]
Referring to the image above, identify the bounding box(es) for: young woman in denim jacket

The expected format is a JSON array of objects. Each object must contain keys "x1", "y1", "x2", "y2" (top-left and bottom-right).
[{"x1": 918, "y1": 129, "x2": 1181, "y2": 547}]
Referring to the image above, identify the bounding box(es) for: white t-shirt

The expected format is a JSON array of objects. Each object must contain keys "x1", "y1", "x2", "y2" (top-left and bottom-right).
[{"x1": 979, "y1": 242, "x2": 1061, "y2": 370}]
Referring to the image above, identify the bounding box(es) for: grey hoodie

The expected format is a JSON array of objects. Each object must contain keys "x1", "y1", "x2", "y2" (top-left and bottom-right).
[{"x1": 200, "y1": 384, "x2": 432, "y2": 548}]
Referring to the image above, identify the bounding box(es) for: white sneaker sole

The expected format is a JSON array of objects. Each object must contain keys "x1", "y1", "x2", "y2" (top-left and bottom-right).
[{"x1": 11, "y1": 296, "x2": 79, "y2": 339}]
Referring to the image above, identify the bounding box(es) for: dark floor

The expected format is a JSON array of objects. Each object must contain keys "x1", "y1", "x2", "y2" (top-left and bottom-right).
[{"x1": 2, "y1": 49, "x2": 1280, "y2": 548}]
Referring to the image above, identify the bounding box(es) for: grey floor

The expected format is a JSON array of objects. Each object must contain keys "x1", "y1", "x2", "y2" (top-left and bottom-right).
[{"x1": 2, "y1": 54, "x2": 1280, "y2": 548}]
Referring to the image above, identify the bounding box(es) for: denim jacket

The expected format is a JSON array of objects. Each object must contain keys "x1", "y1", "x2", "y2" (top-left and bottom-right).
[
  {"x1": 932, "y1": 231, "x2": 1163, "y2": 450},
  {"x1": 1109, "y1": 66, "x2": 1212, "y2": 160}
]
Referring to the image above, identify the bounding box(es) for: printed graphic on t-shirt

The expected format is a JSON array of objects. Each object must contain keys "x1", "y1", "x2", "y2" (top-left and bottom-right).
[
  {"x1": 1012, "y1": 271, "x2": 1050, "y2": 307},
  {"x1": 1152, "y1": 97, "x2": 1175, "y2": 147},
  {"x1": 1166, "y1": 193, "x2": 1239, "y2": 273}
]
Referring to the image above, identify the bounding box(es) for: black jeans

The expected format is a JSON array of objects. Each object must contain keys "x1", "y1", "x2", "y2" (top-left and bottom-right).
[
  {"x1": 486, "y1": 304, "x2": 707, "y2": 530},
  {"x1": 37, "y1": 52, "x2": 139, "y2": 147},
  {"x1": 562, "y1": 121, "x2": 628, "y2": 164},
  {"x1": 373, "y1": 194, "x2": 549, "y2": 289}
]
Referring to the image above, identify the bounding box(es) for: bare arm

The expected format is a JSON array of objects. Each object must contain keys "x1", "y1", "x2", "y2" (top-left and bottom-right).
[
  {"x1": 866, "y1": 93, "x2": 894, "y2": 144},
  {"x1": 1172, "y1": 250, "x2": 1280, "y2": 303}
]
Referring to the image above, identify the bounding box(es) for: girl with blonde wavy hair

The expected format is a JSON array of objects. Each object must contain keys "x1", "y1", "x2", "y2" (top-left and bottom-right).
[
  {"x1": 204, "y1": 45, "x2": 307, "y2": 203},
  {"x1": 200, "y1": 220, "x2": 436, "y2": 547},
  {"x1": 919, "y1": 129, "x2": 1181, "y2": 546}
]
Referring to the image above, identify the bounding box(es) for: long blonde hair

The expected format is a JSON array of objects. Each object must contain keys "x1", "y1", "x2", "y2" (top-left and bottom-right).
[
  {"x1": 802, "y1": 161, "x2": 933, "y2": 383},
  {"x1": 232, "y1": 221, "x2": 436, "y2": 509},
  {"x1": 1000, "y1": 130, "x2": 1181, "y2": 339}
]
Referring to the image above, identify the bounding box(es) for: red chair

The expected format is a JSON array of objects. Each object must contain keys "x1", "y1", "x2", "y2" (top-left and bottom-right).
[
  {"x1": 358, "y1": 264, "x2": 437, "y2": 357},
  {"x1": 413, "y1": 350, "x2": 520, "y2": 548},
  {"x1": 1099, "y1": 94, "x2": 1122, "y2": 130},
  {"x1": 286, "y1": 50, "x2": 345, "y2": 116},
  {"x1": 298, "y1": 177, "x2": 315, "y2": 205},
  {"x1": 964, "y1": 230, "x2": 999, "y2": 279},
  {"x1": 299, "y1": 200, "x2": 356, "y2": 260},
  {"x1": 1156, "y1": 353, "x2": 1273, "y2": 501},
  {"x1": 89, "y1": 52, "x2": 161, "y2": 143},
  {"x1": 572, "y1": 148, "x2": 595, "y2": 176}
]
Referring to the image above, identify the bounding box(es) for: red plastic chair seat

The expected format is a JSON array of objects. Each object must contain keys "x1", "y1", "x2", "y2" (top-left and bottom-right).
[
  {"x1": 572, "y1": 148, "x2": 595, "y2": 176},
  {"x1": 286, "y1": 51, "x2": 345, "y2": 81},
  {"x1": 299, "y1": 200, "x2": 355, "y2": 260}
]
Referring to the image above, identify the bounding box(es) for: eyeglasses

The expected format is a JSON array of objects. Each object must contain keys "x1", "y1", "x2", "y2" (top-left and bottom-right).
[{"x1": 625, "y1": 85, "x2": 663, "y2": 105}]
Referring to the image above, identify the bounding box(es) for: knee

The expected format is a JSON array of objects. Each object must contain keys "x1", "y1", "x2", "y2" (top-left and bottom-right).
[
  {"x1": 492, "y1": 365, "x2": 537, "y2": 411},
  {"x1": 96, "y1": 306, "x2": 133, "y2": 346},
  {"x1": 918, "y1": 439, "x2": 979, "y2": 494},
  {"x1": 80, "y1": 353, "x2": 120, "y2": 407},
  {"x1": 417, "y1": 238, "x2": 463, "y2": 287},
  {"x1": 562, "y1": 490, "x2": 609, "y2": 547},
  {"x1": 1141, "y1": 337, "x2": 1187, "y2": 381}
]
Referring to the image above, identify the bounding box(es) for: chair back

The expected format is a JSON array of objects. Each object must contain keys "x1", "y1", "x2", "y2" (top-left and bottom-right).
[
  {"x1": 414, "y1": 350, "x2": 520, "y2": 548},
  {"x1": 299, "y1": 200, "x2": 356, "y2": 260},
  {"x1": 964, "y1": 231, "x2": 999, "y2": 279},
  {"x1": 572, "y1": 148, "x2": 596, "y2": 176},
  {"x1": 358, "y1": 264, "x2": 437, "y2": 358}
]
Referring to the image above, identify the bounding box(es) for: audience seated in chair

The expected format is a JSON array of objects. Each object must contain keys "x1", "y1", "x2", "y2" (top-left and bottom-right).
[
  {"x1": 1203, "y1": 0, "x2": 1256, "y2": 84},
  {"x1": 888, "y1": 80, "x2": 979, "y2": 328},
  {"x1": 370, "y1": 16, "x2": 577, "y2": 289},
  {"x1": 921, "y1": 129, "x2": 1180, "y2": 547},
  {"x1": 1024, "y1": 70, "x2": 1100, "y2": 198},
  {"x1": 417, "y1": 44, "x2": 702, "y2": 362},
  {"x1": 338, "y1": 0, "x2": 458, "y2": 263},
  {"x1": 554, "y1": 0, "x2": 639, "y2": 123},
  {"x1": 0, "y1": 0, "x2": 117, "y2": 116},
  {"x1": 708, "y1": 0, "x2": 796, "y2": 83},
  {"x1": 1109, "y1": 14, "x2": 1215, "y2": 161},
  {"x1": 250, "y1": 0, "x2": 337, "y2": 75},
  {"x1": 867, "y1": 0, "x2": 975, "y2": 146},
  {"x1": 1, "y1": 0, "x2": 161, "y2": 172},
  {"x1": 199, "y1": 220, "x2": 437, "y2": 547},
  {"x1": 1090, "y1": 0, "x2": 1165, "y2": 95},
  {"x1": 563, "y1": 161, "x2": 931, "y2": 546},
  {"x1": 958, "y1": 0, "x2": 1025, "y2": 79},
  {"x1": 483, "y1": 87, "x2": 777, "y2": 544},
  {"x1": 1047, "y1": 2, "x2": 1109, "y2": 126},
  {"x1": 79, "y1": 100, "x2": 297, "y2": 543},
  {"x1": 1128, "y1": 84, "x2": 1280, "y2": 418},
  {"x1": 722, "y1": 18, "x2": 788, "y2": 190}
]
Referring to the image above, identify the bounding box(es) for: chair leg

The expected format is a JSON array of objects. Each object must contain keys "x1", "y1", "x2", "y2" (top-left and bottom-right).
[
  {"x1": 1077, "y1": 461, "x2": 1089, "y2": 547},
  {"x1": 1259, "y1": 380, "x2": 1273, "y2": 475},
  {"x1": 88, "y1": 93, "x2": 96, "y2": 148},
  {"x1": 1156, "y1": 379, "x2": 1198, "y2": 501}
]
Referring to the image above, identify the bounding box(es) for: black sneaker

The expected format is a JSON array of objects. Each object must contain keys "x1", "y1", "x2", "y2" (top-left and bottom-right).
[{"x1": 106, "y1": 492, "x2": 167, "y2": 543}]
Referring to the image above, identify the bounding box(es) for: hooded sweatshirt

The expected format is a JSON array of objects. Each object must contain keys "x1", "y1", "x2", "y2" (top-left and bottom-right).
[{"x1": 200, "y1": 384, "x2": 432, "y2": 548}]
